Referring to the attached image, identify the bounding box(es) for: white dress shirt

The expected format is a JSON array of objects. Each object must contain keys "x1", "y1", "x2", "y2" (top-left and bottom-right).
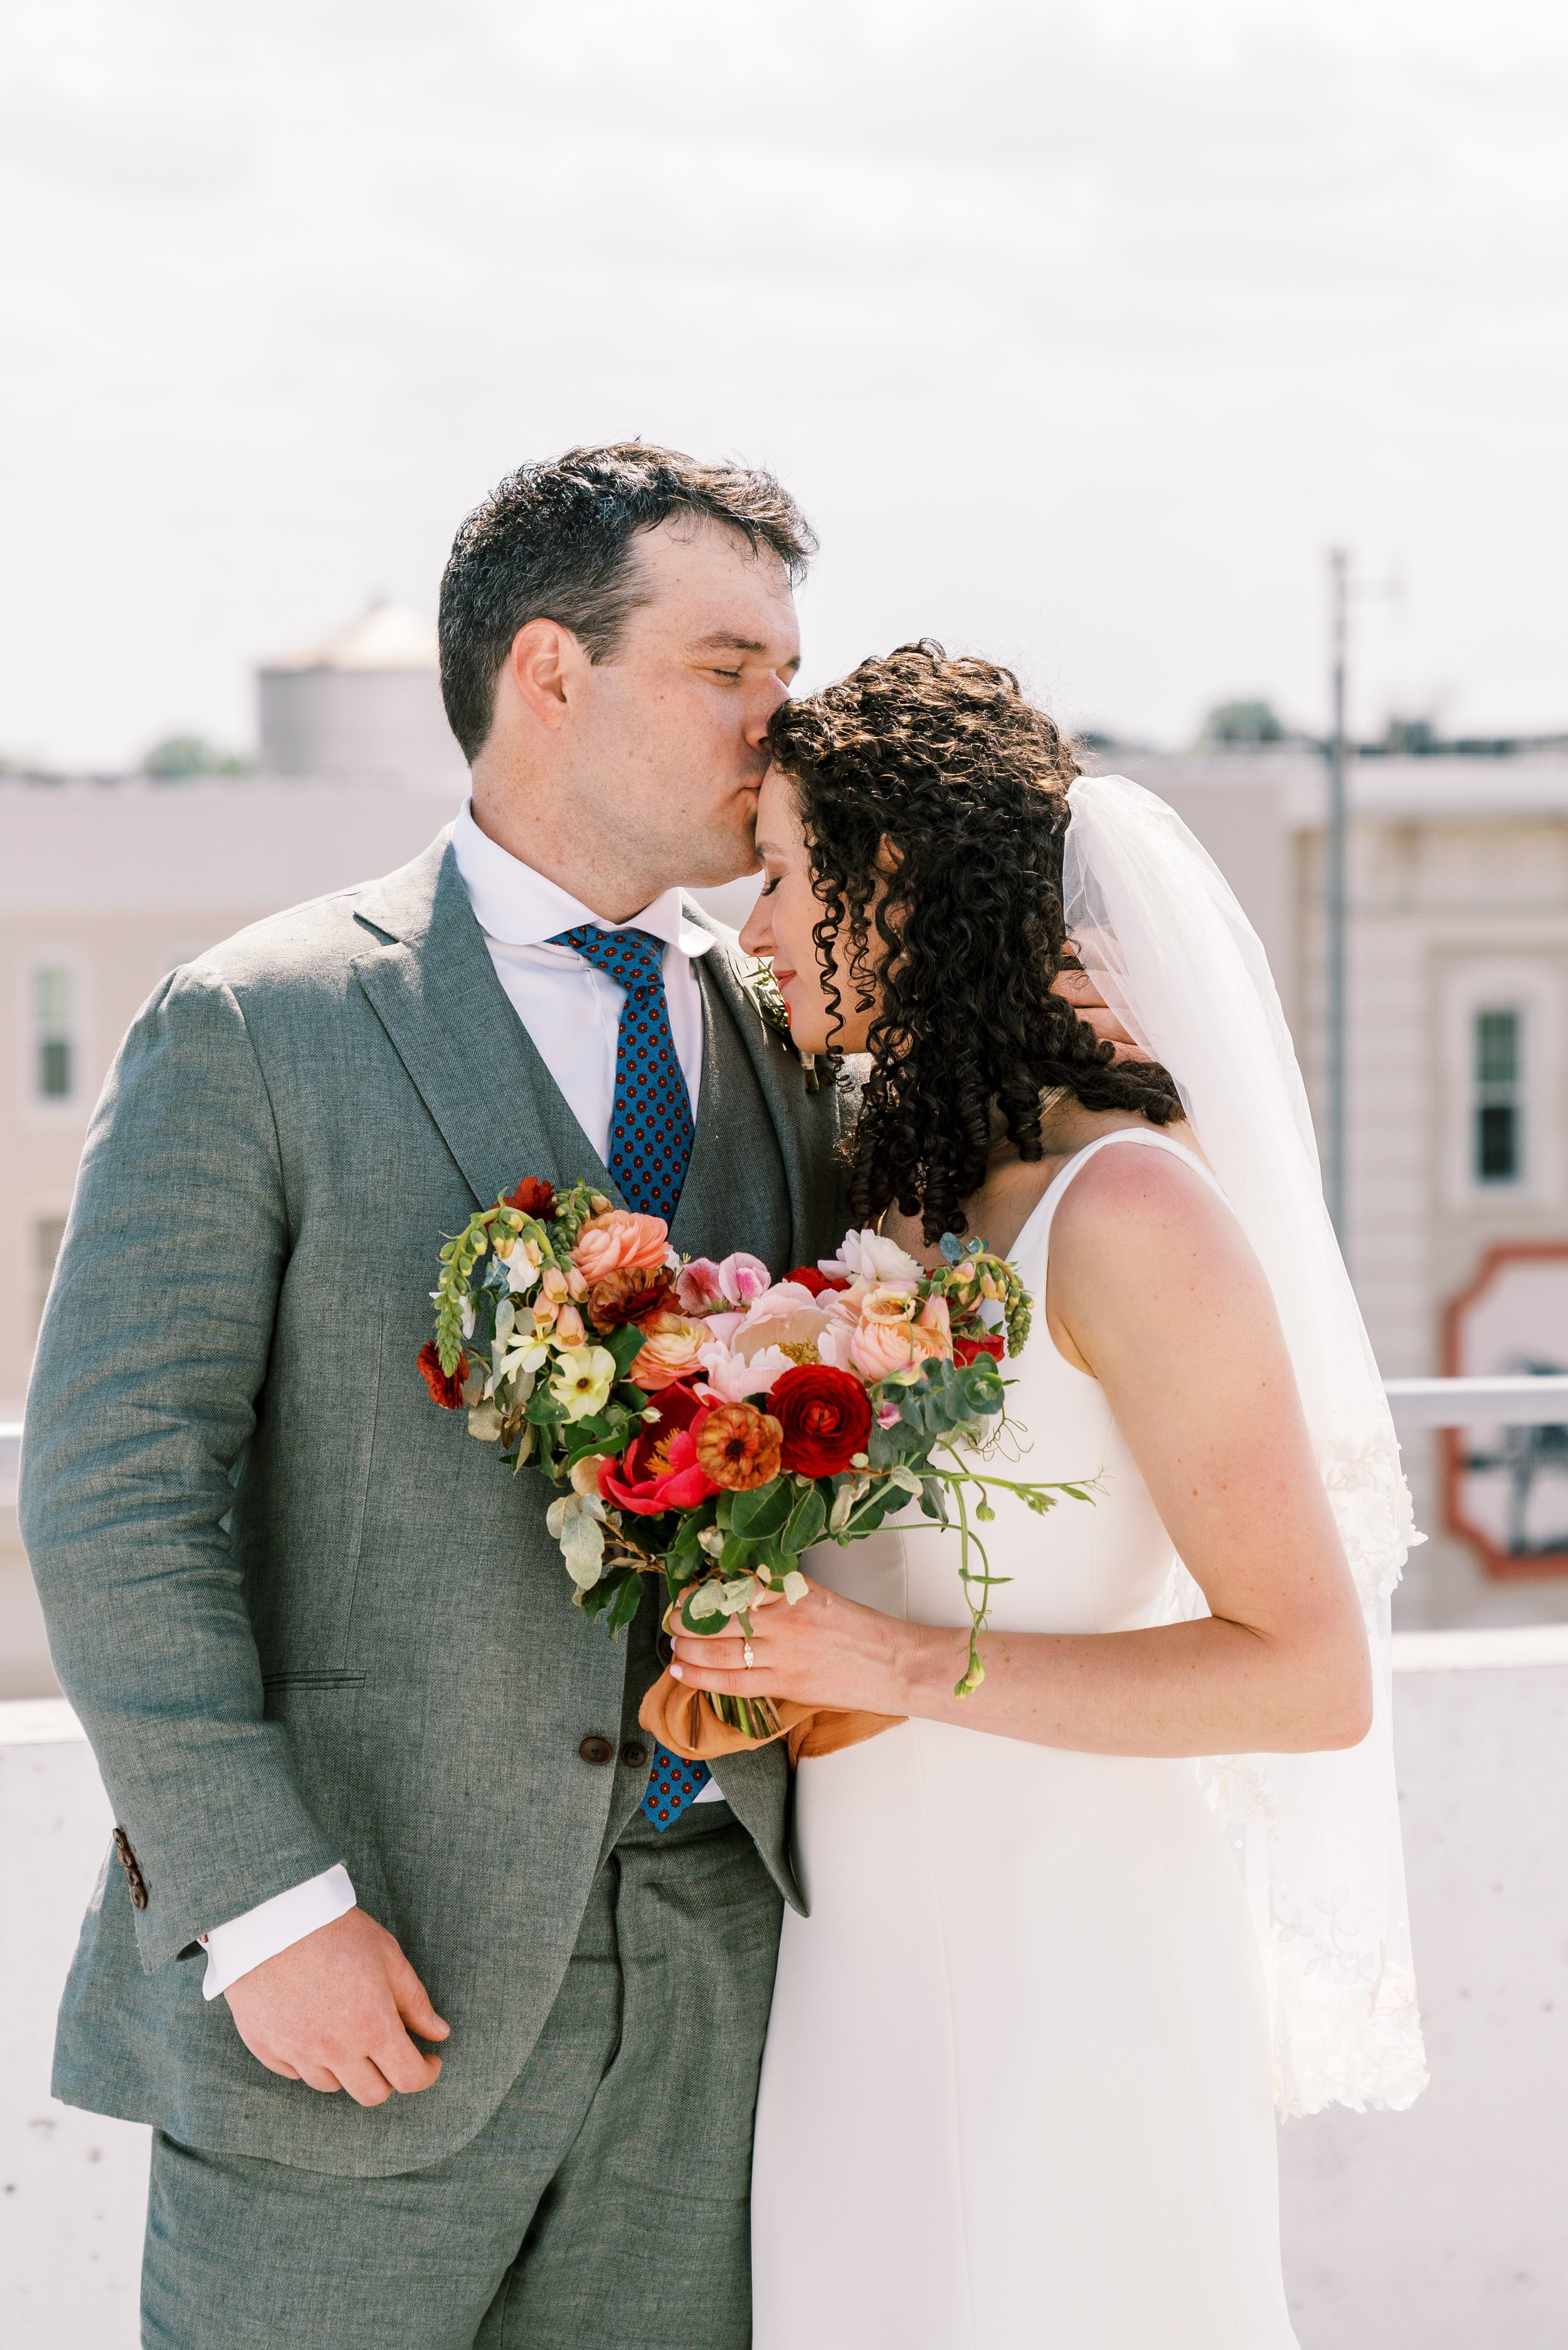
[{"x1": 199, "y1": 805, "x2": 721, "y2": 1999}]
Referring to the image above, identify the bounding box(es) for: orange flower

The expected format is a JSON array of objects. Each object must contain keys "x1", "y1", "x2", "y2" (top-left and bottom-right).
[
  {"x1": 572, "y1": 1210, "x2": 671, "y2": 1284},
  {"x1": 693, "y1": 1400, "x2": 784, "y2": 1491}
]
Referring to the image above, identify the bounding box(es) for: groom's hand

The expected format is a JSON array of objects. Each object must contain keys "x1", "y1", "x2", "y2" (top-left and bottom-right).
[
  {"x1": 223, "y1": 1907, "x2": 450, "y2": 2105},
  {"x1": 1052, "y1": 968, "x2": 1148, "y2": 1059}
]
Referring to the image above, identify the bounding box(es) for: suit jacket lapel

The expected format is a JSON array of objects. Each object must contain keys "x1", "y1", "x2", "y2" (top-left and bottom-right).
[{"x1": 351, "y1": 834, "x2": 619, "y2": 1212}]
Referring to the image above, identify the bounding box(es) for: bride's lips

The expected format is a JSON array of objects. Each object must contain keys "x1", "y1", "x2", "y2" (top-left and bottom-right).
[{"x1": 772, "y1": 968, "x2": 797, "y2": 989}]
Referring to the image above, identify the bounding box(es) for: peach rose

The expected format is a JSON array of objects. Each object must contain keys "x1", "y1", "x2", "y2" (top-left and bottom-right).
[
  {"x1": 571, "y1": 1210, "x2": 671, "y2": 1284},
  {"x1": 629, "y1": 1315, "x2": 709, "y2": 1391},
  {"x1": 917, "y1": 1293, "x2": 953, "y2": 1346},
  {"x1": 849, "y1": 1311, "x2": 950, "y2": 1384}
]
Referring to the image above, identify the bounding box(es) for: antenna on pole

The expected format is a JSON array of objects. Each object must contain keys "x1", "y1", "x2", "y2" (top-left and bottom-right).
[{"x1": 1325, "y1": 546, "x2": 1350, "y2": 1254}]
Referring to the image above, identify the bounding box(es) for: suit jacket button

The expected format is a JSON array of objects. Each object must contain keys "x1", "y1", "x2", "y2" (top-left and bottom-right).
[
  {"x1": 620, "y1": 1741, "x2": 649, "y2": 1770},
  {"x1": 578, "y1": 1735, "x2": 615, "y2": 1766}
]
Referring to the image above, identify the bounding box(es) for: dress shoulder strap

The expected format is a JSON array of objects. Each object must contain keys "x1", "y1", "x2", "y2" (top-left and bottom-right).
[{"x1": 1014, "y1": 1126, "x2": 1227, "y2": 1273}]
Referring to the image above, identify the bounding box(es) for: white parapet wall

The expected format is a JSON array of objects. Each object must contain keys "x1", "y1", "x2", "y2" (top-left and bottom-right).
[{"x1": 4, "y1": 1634, "x2": 1567, "y2": 2350}]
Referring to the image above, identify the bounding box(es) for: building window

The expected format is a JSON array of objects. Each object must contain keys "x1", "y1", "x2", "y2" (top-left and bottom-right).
[
  {"x1": 33, "y1": 966, "x2": 75, "y2": 1100},
  {"x1": 1474, "y1": 1008, "x2": 1522, "y2": 1183},
  {"x1": 34, "y1": 1215, "x2": 67, "y2": 1328}
]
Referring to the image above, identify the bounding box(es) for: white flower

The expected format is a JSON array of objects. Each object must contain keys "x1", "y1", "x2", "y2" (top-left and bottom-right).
[
  {"x1": 494, "y1": 1237, "x2": 541, "y2": 1297},
  {"x1": 549, "y1": 1345, "x2": 617, "y2": 1421},
  {"x1": 818, "y1": 1229, "x2": 923, "y2": 1287}
]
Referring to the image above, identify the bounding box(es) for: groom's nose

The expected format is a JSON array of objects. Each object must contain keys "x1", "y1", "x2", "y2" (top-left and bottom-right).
[{"x1": 744, "y1": 669, "x2": 793, "y2": 747}]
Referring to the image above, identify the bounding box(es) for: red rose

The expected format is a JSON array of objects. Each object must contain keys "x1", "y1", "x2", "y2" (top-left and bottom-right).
[
  {"x1": 598, "y1": 1381, "x2": 718, "y2": 1515},
  {"x1": 770, "y1": 1363, "x2": 874, "y2": 1478},
  {"x1": 418, "y1": 1340, "x2": 468, "y2": 1409},
  {"x1": 952, "y1": 1333, "x2": 1006, "y2": 1367},
  {"x1": 783, "y1": 1266, "x2": 849, "y2": 1296}
]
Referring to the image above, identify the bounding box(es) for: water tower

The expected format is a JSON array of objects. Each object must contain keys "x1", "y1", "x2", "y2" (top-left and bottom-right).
[{"x1": 257, "y1": 601, "x2": 467, "y2": 784}]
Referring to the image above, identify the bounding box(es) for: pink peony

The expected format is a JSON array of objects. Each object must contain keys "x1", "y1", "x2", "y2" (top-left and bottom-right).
[
  {"x1": 697, "y1": 1340, "x2": 797, "y2": 1402},
  {"x1": 573, "y1": 1210, "x2": 671, "y2": 1283}
]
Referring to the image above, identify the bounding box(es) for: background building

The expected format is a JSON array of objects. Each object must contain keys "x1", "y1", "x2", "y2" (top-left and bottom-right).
[
  {"x1": 1111, "y1": 744, "x2": 1568, "y2": 1631},
  {"x1": 6, "y1": 645, "x2": 1568, "y2": 1696},
  {"x1": 0, "y1": 611, "x2": 466, "y2": 1695}
]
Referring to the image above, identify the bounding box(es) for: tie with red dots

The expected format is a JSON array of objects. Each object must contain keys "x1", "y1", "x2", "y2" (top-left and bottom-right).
[
  {"x1": 550, "y1": 922, "x2": 711, "y2": 1826},
  {"x1": 551, "y1": 925, "x2": 696, "y2": 1225}
]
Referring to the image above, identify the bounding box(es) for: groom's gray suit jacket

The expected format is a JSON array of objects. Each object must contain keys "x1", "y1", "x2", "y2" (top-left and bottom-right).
[{"x1": 21, "y1": 830, "x2": 849, "y2": 2177}]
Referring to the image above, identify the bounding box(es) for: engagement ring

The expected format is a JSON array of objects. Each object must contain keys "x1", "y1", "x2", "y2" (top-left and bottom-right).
[{"x1": 743, "y1": 1643, "x2": 755, "y2": 1669}]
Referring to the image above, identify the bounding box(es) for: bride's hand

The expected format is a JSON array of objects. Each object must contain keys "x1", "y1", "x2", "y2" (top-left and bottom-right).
[{"x1": 668, "y1": 1577, "x2": 924, "y2": 1717}]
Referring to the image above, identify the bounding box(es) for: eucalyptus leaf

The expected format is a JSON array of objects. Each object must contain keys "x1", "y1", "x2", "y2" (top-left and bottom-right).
[
  {"x1": 782, "y1": 1482, "x2": 827, "y2": 1554},
  {"x1": 559, "y1": 1511, "x2": 606, "y2": 1590},
  {"x1": 731, "y1": 1479, "x2": 793, "y2": 1540}
]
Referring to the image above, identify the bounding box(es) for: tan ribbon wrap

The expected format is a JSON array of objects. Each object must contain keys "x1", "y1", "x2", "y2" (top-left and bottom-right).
[{"x1": 638, "y1": 1666, "x2": 904, "y2": 1769}]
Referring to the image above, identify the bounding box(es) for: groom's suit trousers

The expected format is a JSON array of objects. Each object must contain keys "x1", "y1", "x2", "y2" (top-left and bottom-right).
[{"x1": 142, "y1": 1792, "x2": 783, "y2": 2350}]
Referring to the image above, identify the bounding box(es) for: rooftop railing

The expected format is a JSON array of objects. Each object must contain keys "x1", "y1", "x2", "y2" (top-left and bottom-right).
[{"x1": 6, "y1": 1377, "x2": 1568, "y2": 1507}]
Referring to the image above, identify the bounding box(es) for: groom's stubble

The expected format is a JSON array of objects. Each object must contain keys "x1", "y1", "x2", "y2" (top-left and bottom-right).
[{"x1": 468, "y1": 517, "x2": 802, "y2": 925}]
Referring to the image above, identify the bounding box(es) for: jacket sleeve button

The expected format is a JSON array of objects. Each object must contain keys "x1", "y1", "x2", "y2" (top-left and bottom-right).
[
  {"x1": 620, "y1": 1741, "x2": 649, "y2": 1770},
  {"x1": 578, "y1": 1735, "x2": 615, "y2": 1766}
]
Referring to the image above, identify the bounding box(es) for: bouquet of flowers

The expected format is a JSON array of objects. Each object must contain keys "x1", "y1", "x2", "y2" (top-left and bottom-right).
[{"x1": 421, "y1": 1177, "x2": 1094, "y2": 1747}]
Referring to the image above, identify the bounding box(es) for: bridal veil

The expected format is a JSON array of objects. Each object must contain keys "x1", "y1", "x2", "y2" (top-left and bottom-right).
[{"x1": 1064, "y1": 771, "x2": 1429, "y2": 2119}]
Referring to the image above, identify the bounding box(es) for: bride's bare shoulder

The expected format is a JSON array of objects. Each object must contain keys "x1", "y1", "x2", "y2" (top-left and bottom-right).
[{"x1": 1049, "y1": 1130, "x2": 1251, "y2": 1289}]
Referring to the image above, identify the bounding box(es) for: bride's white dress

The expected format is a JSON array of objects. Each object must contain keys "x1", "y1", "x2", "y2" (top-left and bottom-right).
[{"x1": 751, "y1": 1129, "x2": 1300, "y2": 2349}]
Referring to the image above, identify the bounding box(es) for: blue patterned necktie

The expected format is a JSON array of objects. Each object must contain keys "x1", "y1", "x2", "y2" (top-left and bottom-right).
[{"x1": 549, "y1": 922, "x2": 711, "y2": 1826}]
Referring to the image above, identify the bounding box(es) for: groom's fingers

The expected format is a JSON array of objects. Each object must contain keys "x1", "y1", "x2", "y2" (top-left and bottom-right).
[
  {"x1": 385, "y1": 1945, "x2": 451, "y2": 2045},
  {"x1": 1051, "y1": 969, "x2": 1148, "y2": 1059}
]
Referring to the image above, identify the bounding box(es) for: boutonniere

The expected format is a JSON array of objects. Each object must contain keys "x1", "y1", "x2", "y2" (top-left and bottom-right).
[{"x1": 734, "y1": 954, "x2": 823, "y2": 1091}]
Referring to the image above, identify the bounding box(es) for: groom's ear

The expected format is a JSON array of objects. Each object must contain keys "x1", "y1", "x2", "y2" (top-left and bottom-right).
[{"x1": 502, "y1": 618, "x2": 585, "y2": 733}]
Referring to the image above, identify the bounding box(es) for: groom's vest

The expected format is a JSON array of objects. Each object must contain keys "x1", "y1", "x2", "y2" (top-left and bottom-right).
[{"x1": 26, "y1": 834, "x2": 846, "y2": 2178}]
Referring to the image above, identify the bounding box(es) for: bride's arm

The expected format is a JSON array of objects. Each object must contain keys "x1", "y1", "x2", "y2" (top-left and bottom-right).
[{"x1": 669, "y1": 1146, "x2": 1373, "y2": 1756}]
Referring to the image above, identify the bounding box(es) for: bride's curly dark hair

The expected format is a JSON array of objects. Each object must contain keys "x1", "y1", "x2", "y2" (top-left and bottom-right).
[{"x1": 764, "y1": 640, "x2": 1184, "y2": 1242}]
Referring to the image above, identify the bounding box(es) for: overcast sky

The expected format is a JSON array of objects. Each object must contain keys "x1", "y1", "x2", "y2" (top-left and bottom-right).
[{"x1": 3, "y1": 0, "x2": 1565, "y2": 767}]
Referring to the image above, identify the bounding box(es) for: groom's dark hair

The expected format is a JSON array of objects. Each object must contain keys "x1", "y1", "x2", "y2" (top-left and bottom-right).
[{"x1": 438, "y1": 442, "x2": 817, "y2": 760}]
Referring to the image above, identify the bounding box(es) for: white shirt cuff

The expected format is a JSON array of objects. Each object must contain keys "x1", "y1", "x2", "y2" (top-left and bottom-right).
[{"x1": 199, "y1": 1863, "x2": 357, "y2": 1999}]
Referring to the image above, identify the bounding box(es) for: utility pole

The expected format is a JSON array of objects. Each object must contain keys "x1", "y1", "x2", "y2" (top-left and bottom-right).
[{"x1": 1325, "y1": 546, "x2": 1349, "y2": 1253}]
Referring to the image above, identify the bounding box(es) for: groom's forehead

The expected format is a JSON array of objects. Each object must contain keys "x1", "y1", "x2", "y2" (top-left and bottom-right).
[{"x1": 629, "y1": 519, "x2": 800, "y2": 654}]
